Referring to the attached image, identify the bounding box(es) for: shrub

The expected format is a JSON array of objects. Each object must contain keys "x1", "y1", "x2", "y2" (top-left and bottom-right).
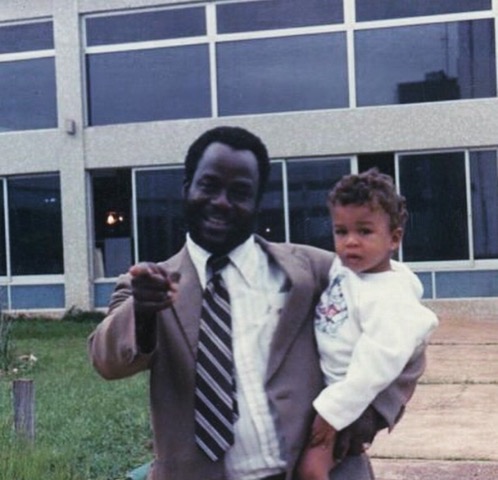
[{"x1": 0, "y1": 313, "x2": 14, "y2": 374}]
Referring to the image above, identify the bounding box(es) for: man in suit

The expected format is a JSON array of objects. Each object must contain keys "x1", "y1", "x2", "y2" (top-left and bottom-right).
[{"x1": 89, "y1": 126, "x2": 425, "y2": 480}]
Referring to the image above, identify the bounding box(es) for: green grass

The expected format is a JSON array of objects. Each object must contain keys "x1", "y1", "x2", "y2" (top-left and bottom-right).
[{"x1": 0, "y1": 317, "x2": 152, "y2": 480}]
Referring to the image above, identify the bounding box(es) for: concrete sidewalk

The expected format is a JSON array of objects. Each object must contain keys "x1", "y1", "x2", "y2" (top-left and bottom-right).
[{"x1": 370, "y1": 302, "x2": 498, "y2": 479}]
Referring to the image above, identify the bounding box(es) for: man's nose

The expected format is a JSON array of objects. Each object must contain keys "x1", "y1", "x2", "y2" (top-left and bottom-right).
[{"x1": 211, "y1": 190, "x2": 231, "y2": 208}]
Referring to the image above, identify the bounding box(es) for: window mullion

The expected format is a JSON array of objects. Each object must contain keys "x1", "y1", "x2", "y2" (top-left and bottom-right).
[
  {"x1": 465, "y1": 150, "x2": 475, "y2": 263},
  {"x1": 282, "y1": 161, "x2": 290, "y2": 242},
  {"x1": 206, "y1": 3, "x2": 218, "y2": 118}
]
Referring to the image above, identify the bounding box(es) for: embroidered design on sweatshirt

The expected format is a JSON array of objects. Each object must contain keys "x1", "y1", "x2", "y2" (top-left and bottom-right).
[{"x1": 315, "y1": 274, "x2": 348, "y2": 336}]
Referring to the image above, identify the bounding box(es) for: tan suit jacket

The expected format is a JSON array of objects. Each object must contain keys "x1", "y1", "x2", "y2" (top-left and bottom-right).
[{"x1": 89, "y1": 236, "x2": 425, "y2": 480}]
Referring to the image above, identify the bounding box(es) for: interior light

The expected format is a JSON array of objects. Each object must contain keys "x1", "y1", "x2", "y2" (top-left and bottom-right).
[{"x1": 106, "y1": 211, "x2": 124, "y2": 226}]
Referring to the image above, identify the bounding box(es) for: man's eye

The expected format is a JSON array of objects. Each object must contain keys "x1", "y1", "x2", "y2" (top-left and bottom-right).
[
  {"x1": 198, "y1": 180, "x2": 217, "y2": 193},
  {"x1": 229, "y1": 188, "x2": 253, "y2": 202}
]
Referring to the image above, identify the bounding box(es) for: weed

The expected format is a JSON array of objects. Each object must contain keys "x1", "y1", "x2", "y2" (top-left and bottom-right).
[
  {"x1": 0, "y1": 316, "x2": 151, "y2": 480},
  {"x1": 62, "y1": 306, "x2": 106, "y2": 324}
]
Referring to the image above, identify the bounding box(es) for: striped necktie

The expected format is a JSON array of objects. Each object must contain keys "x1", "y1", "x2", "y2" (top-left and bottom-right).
[{"x1": 194, "y1": 255, "x2": 238, "y2": 461}]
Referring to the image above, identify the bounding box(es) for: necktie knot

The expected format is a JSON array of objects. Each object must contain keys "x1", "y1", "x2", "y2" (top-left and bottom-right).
[{"x1": 208, "y1": 255, "x2": 230, "y2": 274}]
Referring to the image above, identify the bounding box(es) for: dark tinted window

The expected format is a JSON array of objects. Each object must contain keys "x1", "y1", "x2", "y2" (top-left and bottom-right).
[
  {"x1": 257, "y1": 163, "x2": 285, "y2": 242},
  {"x1": 0, "y1": 181, "x2": 5, "y2": 276},
  {"x1": 217, "y1": 0, "x2": 343, "y2": 33},
  {"x1": 356, "y1": 20, "x2": 496, "y2": 106},
  {"x1": 287, "y1": 159, "x2": 350, "y2": 250},
  {"x1": 86, "y1": 7, "x2": 206, "y2": 46},
  {"x1": 0, "y1": 58, "x2": 57, "y2": 131},
  {"x1": 470, "y1": 150, "x2": 498, "y2": 259},
  {"x1": 0, "y1": 21, "x2": 53, "y2": 54},
  {"x1": 135, "y1": 168, "x2": 185, "y2": 262},
  {"x1": 92, "y1": 169, "x2": 132, "y2": 278},
  {"x1": 217, "y1": 33, "x2": 348, "y2": 116},
  {"x1": 8, "y1": 175, "x2": 64, "y2": 275},
  {"x1": 400, "y1": 152, "x2": 468, "y2": 261},
  {"x1": 87, "y1": 45, "x2": 211, "y2": 125},
  {"x1": 358, "y1": 153, "x2": 395, "y2": 179},
  {"x1": 356, "y1": 0, "x2": 491, "y2": 22}
]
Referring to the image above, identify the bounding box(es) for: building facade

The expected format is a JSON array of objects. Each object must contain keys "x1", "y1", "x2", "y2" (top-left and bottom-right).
[{"x1": 0, "y1": 0, "x2": 497, "y2": 313}]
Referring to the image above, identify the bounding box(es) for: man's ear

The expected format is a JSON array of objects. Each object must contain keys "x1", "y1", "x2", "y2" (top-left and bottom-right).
[{"x1": 182, "y1": 180, "x2": 190, "y2": 198}]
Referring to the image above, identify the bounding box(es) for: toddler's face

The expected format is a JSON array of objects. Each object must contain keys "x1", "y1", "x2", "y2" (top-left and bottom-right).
[{"x1": 331, "y1": 203, "x2": 402, "y2": 274}]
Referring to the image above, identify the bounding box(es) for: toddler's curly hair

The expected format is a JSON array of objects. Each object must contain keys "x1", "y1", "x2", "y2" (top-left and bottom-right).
[{"x1": 328, "y1": 168, "x2": 408, "y2": 231}]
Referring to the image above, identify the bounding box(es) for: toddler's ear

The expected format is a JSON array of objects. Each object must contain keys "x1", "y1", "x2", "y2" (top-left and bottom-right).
[{"x1": 390, "y1": 227, "x2": 403, "y2": 251}]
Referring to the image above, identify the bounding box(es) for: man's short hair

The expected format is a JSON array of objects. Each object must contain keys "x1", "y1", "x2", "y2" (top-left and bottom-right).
[{"x1": 184, "y1": 126, "x2": 271, "y2": 201}]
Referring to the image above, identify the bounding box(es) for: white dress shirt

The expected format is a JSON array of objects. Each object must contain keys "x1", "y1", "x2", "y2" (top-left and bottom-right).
[{"x1": 187, "y1": 235, "x2": 288, "y2": 480}]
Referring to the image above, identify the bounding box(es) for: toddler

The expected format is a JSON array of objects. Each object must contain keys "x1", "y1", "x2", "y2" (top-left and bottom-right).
[{"x1": 297, "y1": 169, "x2": 438, "y2": 479}]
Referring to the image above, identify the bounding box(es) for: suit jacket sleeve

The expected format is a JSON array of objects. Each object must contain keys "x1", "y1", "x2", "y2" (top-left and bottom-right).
[
  {"x1": 372, "y1": 346, "x2": 427, "y2": 430},
  {"x1": 88, "y1": 272, "x2": 154, "y2": 380}
]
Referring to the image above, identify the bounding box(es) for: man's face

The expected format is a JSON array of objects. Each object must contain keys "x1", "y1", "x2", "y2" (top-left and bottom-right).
[{"x1": 184, "y1": 142, "x2": 260, "y2": 255}]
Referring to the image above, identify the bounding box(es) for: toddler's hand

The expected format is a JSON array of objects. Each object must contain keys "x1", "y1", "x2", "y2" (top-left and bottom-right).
[{"x1": 309, "y1": 414, "x2": 337, "y2": 448}]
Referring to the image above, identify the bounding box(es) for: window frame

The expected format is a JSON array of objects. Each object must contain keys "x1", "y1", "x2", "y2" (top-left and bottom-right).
[
  {"x1": 91, "y1": 144, "x2": 498, "y2": 279},
  {"x1": 82, "y1": 2, "x2": 498, "y2": 125},
  {"x1": 392, "y1": 148, "x2": 498, "y2": 271},
  {"x1": 0, "y1": 18, "x2": 57, "y2": 133},
  {"x1": 0, "y1": 173, "x2": 64, "y2": 310},
  {"x1": 83, "y1": 5, "x2": 212, "y2": 126}
]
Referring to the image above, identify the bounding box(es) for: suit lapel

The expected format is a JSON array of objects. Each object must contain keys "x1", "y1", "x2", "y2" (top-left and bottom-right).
[
  {"x1": 160, "y1": 247, "x2": 203, "y2": 359},
  {"x1": 257, "y1": 239, "x2": 319, "y2": 383},
  {"x1": 161, "y1": 239, "x2": 326, "y2": 375}
]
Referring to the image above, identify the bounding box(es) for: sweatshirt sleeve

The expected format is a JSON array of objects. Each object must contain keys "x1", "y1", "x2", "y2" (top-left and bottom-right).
[{"x1": 313, "y1": 272, "x2": 438, "y2": 431}]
